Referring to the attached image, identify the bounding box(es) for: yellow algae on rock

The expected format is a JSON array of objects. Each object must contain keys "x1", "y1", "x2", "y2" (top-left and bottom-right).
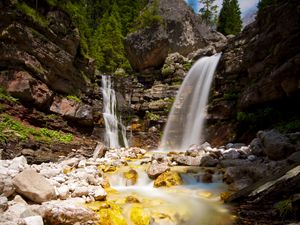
[
  {"x1": 220, "y1": 192, "x2": 231, "y2": 202},
  {"x1": 154, "y1": 171, "x2": 182, "y2": 187},
  {"x1": 130, "y1": 205, "x2": 151, "y2": 225},
  {"x1": 86, "y1": 201, "x2": 126, "y2": 225},
  {"x1": 63, "y1": 166, "x2": 74, "y2": 174},
  {"x1": 99, "y1": 165, "x2": 117, "y2": 173},
  {"x1": 123, "y1": 169, "x2": 138, "y2": 185}
]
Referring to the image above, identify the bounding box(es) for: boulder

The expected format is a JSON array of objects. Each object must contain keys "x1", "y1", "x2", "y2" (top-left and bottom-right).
[
  {"x1": 12, "y1": 169, "x2": 56, "y2": 203},
  {"x1": 200, "y1": 155, "x2": 218, "y2": 167},
  {"x1": 24, "y1": 216, "x2": 44, "y2": 225},
  {"x1": 173, "y1": 155, "x2": 202, "y2": 166},
  {"x1": 227, "y1": 165, "x2": 300, "y2": 203},
  {"x1": 147, "y1": 162, "x2": 170, "y2": 179},
  {"x1": 125, "y1": 0, "x2": 223, "y2": 71},
  {"x1": 125, "y1": 25, "x2": 169, "y2": 71},
  {"x1": 258, "y1": 130, "x2": 295, "y2": 160}
]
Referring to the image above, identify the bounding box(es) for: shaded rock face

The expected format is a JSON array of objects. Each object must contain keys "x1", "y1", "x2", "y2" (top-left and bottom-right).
[
  {"x1": 125, "y1": 0, "x2": 226, "y2": 72},
  {"x1": 0, "y1": 7, "x2": 88, "y2": 94},
  {"x1": 206, "y1": 0, "x2": 300, "y2": 145}
]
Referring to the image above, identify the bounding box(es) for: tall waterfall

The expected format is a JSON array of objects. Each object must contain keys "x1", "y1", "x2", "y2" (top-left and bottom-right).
[
  {"x1": 159, "y1": 53, "x2": 221, "y2": 151},
  {"x1": 102, "y1": 75, "x2": 129, "y2": 148}
]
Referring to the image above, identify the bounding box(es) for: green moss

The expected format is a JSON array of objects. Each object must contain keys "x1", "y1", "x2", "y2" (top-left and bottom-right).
[
  {"x1": 183, "y1": 62, "x2": 193, "y2": 71},
  {"x1": 0, "y1": 87, "x2": 18, "y2": 103},
  {"x1": 16, "y1": 1, "x2": 48, "y2": 27},
  {"x1": 67, "y1": 95, "x2": 81, "y2": 103},
  {"x1": 161, "y1": 65, "x2": 174, "y2": 76},
  {"x1": 0, "y1": 114, "x2": 73, "y2": 143}
]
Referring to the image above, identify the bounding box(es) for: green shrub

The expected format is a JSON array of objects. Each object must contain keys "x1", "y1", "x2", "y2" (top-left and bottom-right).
[
  {"x1": 223, "y1": 90, "x2": 239, "y2": 100},
  {"x1": 276, "y1": 120, "x2": 300, "y2": 133},
  {"x1": 258, "y1": 0, "x2": 278, "y2": 14}
]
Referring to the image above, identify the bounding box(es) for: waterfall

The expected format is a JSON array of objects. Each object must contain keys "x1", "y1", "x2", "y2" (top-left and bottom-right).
[
  {"x1": 101, "y1": 75, "x2": 129, "y2": 148},
  {"x1": 159, "y1": 53, "x2": 221, "y2": 151}
]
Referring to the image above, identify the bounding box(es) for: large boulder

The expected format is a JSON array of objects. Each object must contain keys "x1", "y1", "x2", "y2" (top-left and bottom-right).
[
  {"x1": 12, "y1": 169, "x2": 56, "y2": 203},
  {"x1": 125, "y1": 0, "x2": 224, "y2": 71},
  {"x1": 147, "y1": 162, "x2": 170, "y2": 179}
]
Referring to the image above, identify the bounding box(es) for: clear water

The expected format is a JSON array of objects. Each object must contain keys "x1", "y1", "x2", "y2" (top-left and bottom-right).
[
  {"x1": 160, "y1": 54, "x2": 222, "y2": 151},
  {"x1": 101, "y1": 75, "x2": 129, "y2": 148}
]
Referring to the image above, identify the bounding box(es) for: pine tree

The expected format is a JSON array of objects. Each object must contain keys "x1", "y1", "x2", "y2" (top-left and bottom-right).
[
  {"x1": 199, "y1": 0, "x2": 218, "y2": 27},
  {"x1": 217, "y1": 0, "x2": 242, "y2": 35}
]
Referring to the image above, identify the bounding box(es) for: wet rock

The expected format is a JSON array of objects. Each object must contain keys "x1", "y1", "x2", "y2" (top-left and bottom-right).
[
  {"x1": 154, "y1": 171, "x2": 182, "y2": 187},
  {"x1": 147, "y1": 162, "x2": 170, "y2": 179},
  {"x1": 13, "y1": 169, "x2": 56, "y2": 203},
  {"x1": 202, "y1": 173, "x2": 213, "y2": 183},
  {"x1": 173, "y1": 155, "x2": 202, "y2": 166},
  {"x1": 247, "y1": 155, "x2": 257, "y2": 162},
  {"x1": 249, "y1": 138, "x2": 265, "y2": 156},
  {"x1": 92, "y1": 187, "x2": 107, "y2": 201},
  {"x1": 123, "y1": 169, "x2": 138, "y2": 185},
  {"x1": 151, "y1": 153, "x2": 168, "y2": 163},
  {"x1": 222, "y1": 149, "x2": 241, "y2": 159},
  {"x1": 200, "y1": 155, "x2": 218, "y2": 167}
]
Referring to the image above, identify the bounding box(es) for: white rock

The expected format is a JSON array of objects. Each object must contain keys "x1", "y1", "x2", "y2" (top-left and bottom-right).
[
  {"x1": 52, "y1": 175, "x2": 66, "y2": 183},
  {"x1": 24, "y1": 215, "x2": 44, "y2": 225},
  {"x1": 8, "y1": 156, "x2": 27, "y2": 172},
  {"x1": 222, "y1": 149, "x2": 241, "y2": 159},
  {"x1": 40, "y1": 168, "x2": 61, "y2": 178},
  {"x1": 0, "y1": 196, "x2": 8, "y2": 212},
  {"x1": 60, "y1": 158, "x2": 80, "y2": 167},
  {"x1": 91, "y1": 187, "x2": 107, "y2": 201},
  {"x1": 78, "y1": 160, "x2": 86, "y2": 168},
  {"x1": 72, "y1": 186, "x2": 89, "y2": 197},
  {"x1": 12, "y1": 169, "x2": 56, "y2": 203},
  {"x1": 57, "y1": 185, "x2": 70, "y2": 200}
]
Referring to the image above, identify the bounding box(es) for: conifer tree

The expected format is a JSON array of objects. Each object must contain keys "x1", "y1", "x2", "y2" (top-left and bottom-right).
[
  {"x1": 199, "y1": 0, "x2": 218, "y2": 27},
  {"x1": 217, "y1": 0, "x2": 242, "y2": 35}
]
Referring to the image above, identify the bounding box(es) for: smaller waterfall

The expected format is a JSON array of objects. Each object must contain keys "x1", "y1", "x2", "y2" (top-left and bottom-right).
[
  {"x1": 102, "y1": 75, "x2": 129, "y2": 148},
  {"x1": 159, "y1": 53, "x2": 221, "y2": 151}
]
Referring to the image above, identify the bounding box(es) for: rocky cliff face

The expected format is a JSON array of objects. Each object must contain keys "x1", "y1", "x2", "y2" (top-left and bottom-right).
[
  {"x1": 124, "y1": 0, "x2": 226, "y2": 73},
  {"x1": 206, "y1": 0, "x2": 300, "y2": 145}
]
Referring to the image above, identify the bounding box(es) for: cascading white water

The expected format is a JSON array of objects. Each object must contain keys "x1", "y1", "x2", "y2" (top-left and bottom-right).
[
  {"x1": 159, "y1": 53, "x2": 222, "y2": 151},
  {"x1": 101, "y1": 75, "x2": 129, "y2": 148}
]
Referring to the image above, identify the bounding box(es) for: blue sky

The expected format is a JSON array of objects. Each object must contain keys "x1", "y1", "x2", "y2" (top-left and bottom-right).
[{"x1": 187, "y1": 0, "x2": 259, "y2": 16}]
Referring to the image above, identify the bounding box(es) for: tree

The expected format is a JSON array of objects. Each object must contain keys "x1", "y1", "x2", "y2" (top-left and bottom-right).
[
  {"x1": 217, "y1": 0, "x2": 242, "y2": 35},
  {"x1": 199, "y1": 0, "x2": 218, "y2": 27}
]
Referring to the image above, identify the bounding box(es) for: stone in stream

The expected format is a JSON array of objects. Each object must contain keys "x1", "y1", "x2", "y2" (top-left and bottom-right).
[
  {"x1": 154, "y1": 171, "x2": 182, "y2": 187},
  {"x1": 147, "y1": 162, "x2": 170, "y2": 179},
  {"x1": 173, "y1": 155, "x2": 202, "y2": 166},
  {"x1": 12, "y1": 169, "x2": 56, "y2": 203}
]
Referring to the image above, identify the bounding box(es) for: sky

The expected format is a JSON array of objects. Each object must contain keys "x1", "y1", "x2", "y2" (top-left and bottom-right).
[{"x1": 187, "y1": 0, "x2": 259, "y2": 17}]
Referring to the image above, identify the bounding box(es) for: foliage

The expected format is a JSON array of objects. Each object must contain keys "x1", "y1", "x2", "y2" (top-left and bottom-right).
[
  {"x1": 0, "y1": 114, "x2": 73, "y2": 143},
  {"x1": 131, "y1": 0, "x2": 163, "y2": 31},
  {"x1": 217, "y1": 0, "x2": 242, "y2": 35},
  {"x1": 45, "y1": 0, "x2": 146, "y2": 73},
  {"x1": 258, "y1": 0, "x2": 278, "y2": 14},
  {"x1": 274, "y1": 200, "x2": 293, "y2": 218},
  {"x1": 276, "y1": 120, "x2": 300, "y2": 133},
  {"x1": 16, "y1": 1, "x2": 48, "y2": 27},
  {"x1": 199, "y1": 0, "x2": 218, "y2": 27},
  {"x1": 236, "y1": 107, "x2": 275, "y2": 128},
  {"x1": 145, "y1": 111, "x2": 160, "y2": 121},
  {"x1": 183, "y1": 62, "x2": 193, "y2": 71},
  {"x1": 0, "y1": 87, "x2": 18, "y2": 103},
  {"x1": 67, "y1": 95, "x2": 81, "y2": 103},
  {"x1": 223, "y1": 90, "x2": 239, "y2": 100}
]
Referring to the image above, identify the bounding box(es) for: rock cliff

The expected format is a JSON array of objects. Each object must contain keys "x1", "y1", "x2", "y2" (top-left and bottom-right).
[{"x1": 206, "y1": 0, "x2": 300, "y2": 145}]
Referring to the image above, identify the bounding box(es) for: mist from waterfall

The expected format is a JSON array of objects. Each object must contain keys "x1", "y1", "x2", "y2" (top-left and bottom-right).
[
  {"x1": 102, "y1": 75, "x2": 129, "y2": 148},
  {"x1": 159, "y1": 53, "x2": 222, "y2": 151}
]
